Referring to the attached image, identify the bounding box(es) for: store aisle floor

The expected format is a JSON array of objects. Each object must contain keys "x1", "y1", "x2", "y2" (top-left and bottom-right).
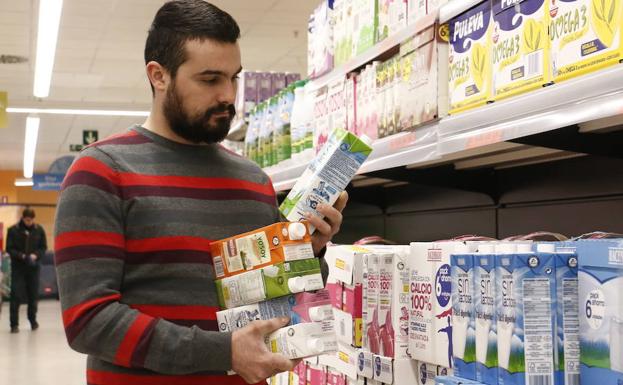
[{"x1": 0, "y1": 299, "x2": 85, "y2": 385}]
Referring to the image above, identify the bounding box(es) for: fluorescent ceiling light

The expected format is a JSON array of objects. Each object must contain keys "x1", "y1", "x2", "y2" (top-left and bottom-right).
[
  {"x1": 23, "y1": 116, "x2": 40, "y2": 179},
  {"x1": 33, "y1": 0, "x2": 64, "y2": 98},
  {"x1": 7, "y1": 107, "x2": 150, "y2": 117},
  {"x1": 15, "y1": 179, "x2": 34, "y2": 187}
]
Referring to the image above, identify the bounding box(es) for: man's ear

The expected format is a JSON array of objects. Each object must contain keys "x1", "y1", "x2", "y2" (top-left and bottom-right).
[{"x1": 146, "y1": 61, "x2": 169, "y2": 93}]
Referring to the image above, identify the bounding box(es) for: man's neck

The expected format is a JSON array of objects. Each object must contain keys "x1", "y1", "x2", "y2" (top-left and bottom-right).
[{"x1": 142, "y1": 106, "x2": 197, "y2": 146}]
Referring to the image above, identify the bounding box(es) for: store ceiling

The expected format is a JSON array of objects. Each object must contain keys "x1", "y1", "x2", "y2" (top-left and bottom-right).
[{"x1": 0, "y1": 0, "x2": 317, "y2": 171}]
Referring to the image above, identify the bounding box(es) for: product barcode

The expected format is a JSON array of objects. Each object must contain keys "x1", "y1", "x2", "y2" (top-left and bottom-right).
[
  {"x1": 566, "y1": 374, "x2": 579, "y2": 385},
  {"x1": 526, "y1": 50, "x2": 543, "y2": 78},
  {"x1": 528, "y1": 375, "x2": 552, "y2": 385},
  {"x1": 214, "y1": 256, "x2": 224, "y2": 277}
]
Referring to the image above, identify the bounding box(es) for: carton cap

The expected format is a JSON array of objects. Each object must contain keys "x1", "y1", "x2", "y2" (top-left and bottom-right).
[
  {"x1": 288, "y1": 277, "x2": 307, "y2": 293},
  {"x1": 536, "y1": 243, "x2": 556, "y2": 253},
  {"x1": 307, "y1": 338, "x2": 325, "y2": 354},
  {"x1": 516, "y1": 244, "x2": 533, "y2": 254},
  {"x1": 478, "y1": 244, "x2": 496, "y2": 254},
  {"x1": 288, "y1": 222, "x2": 307, "y2": 241},
  {"x1": 308, "y1": 305, "x2": 331, "y2": 322},
  {"x1": 359, "y1": 134, "x2": 373, "y2": 146}
]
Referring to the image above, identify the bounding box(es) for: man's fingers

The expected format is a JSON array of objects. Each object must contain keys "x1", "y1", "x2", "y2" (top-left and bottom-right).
[
  {"x1": 269, "y1": 355, "x2": 299, "y2": 373},
  {"x1": 333, "y1": 191, "x2": 348, "y2": 212},
  {"x1": 306, "y1": 213, "x2": 332, "y2": 235},
  {"x1": 317, "y1": 205, "x2": 343, "y2": 233},
  {"x1": 254, "y1": 317, "x2": 290, "y2": 335}
]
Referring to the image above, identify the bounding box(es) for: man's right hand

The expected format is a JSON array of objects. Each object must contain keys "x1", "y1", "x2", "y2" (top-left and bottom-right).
[{"x1": 231, "y1": 317, "x2": 300, "y2": 384}]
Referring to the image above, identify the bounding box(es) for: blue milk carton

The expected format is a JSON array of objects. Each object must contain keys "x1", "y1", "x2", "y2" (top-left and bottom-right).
[
  {"x1": 475, "y1": 243, "x2": 499, "y2": 385},
  {"x1": 452, "y1": 243, "x2": 477, "y2": 379},
  {"x1": 496, "y1": 243, "x2": 557, "y2": 385},
  {"x1": 577, "y1": 239, "x2": 623, "y2": 385}
]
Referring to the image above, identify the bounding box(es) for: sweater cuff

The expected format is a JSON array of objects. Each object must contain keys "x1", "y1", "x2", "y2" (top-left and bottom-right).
[{"x1": 197, "y1": 330, "x2": 233, "y2": 371}]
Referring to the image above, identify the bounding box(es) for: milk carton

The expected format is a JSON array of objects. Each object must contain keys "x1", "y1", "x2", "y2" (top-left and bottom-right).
[
  {"x1": 266, "y1": 322, "x2": 338, "y2": 359},
  {"x1": 259, "y1": 72, "x2": 273, "y2": 102},
  {"x1": 474, "y1": 244, "x2": 499, "y2": 385},
  {"x1": 550, "y1": 0, "x2": 623, "y2": 82},
  {"x1": 357, "y1": 349, "x2": 375, "y2": 379},
  {"x1": 409, "y1": 242, "x2": 458, "y2": 368},
  {"x1": 577, "y1": 239, "x2": 623, "y2": 384},
  {"x1": 280, "y1": 128, "x2": 372, "y2": 230},
  {"x1": 346, "y1": 75, "x2": 357, "y2": 134},
  {"x1": 237, "y1": 71, "x2": 259, "y2": 118},
  {"x1": 216, "y1": 291, "x2": 332, "y2": 332},
  {"x1": 377, "y1": 247, "x2": 412, "y2": 359},
  {"x1": 389, "y1": 0, "x2": 408, "y2": 36},
  {"x1": 449, "y1": 1, "x2": 493, "y2": 114},
  {"x1": 491, "y1": 0, "x2": 551, "y2": 101},
  {"x1": 309, "y1": 1, "x2": 335, "y2": 79},
  {"x1": 496, "y1": 244, "x2": 556, "y2": 385},
  {"x1": 215, "y1": 258, "x2": 324, "y2": 309},
  {"x1": 407, "y1": 0, "x2": 424, "y2": 25},
  {"x1": 435, "y1": 376, "x2": 483, "y2": 385},
  {"x1": 354, "y1": 0, "x2": 378, "y2": 55},
  {"x1": 452, "y1": 244, "x2": 477, "y2": 380},
  {"x1": 399, "y1": 21, "x2": 449, "y2": 131},
  {"x1": 549, "y1": 244, "x2": 580, "y2": 385},
  {"x1": 418, "y1": 361, "x2": 440, "y2": 385},
  {"x1": 377, "y1": 0, "x2": 391, "y2": 42},
  {"x1": 328, "y1": 77, "x2": 348, "y2": 136},
  {"x1": 365, "y1": 252, "x2": 382, "y2": 355},
  {"x1": 272, "y1": 72, "x2": 287, "y2": 96},
  {"x1": 376, "y1": 61, "x2": 389, "y2": 138},
  {"x1": 210, "y1": 222, "x2": 313, "y2": 279},
  {"x1": 312, "y1": 86, "x2": 331, "y2": 152}
]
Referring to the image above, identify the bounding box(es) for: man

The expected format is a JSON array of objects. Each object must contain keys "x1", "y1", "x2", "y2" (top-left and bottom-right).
[
  {"x1": 7, "y1": 208, "x2": 47, "y2": 333},
  {"x1": 54, "y1": 2, "x2": 347, "y2": 385}
]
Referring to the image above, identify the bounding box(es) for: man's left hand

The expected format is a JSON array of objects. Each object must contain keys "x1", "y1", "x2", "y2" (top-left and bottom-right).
[{"x1": 306, "y1": 191, "x2": 349, "y2": 256}]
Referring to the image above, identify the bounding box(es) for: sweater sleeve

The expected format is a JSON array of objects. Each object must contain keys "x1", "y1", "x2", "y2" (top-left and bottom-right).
[{"x1": 54, "y1": 146, "x2": 232, "y2": 375}]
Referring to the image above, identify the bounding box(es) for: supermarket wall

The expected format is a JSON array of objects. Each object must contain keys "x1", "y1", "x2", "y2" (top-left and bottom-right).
[
  {"x1": 0, "y1": 170, "x2": 58, "y2": 251},
  {"x1": 333, "y1": 155, "x2": 623, "y2": 243}
]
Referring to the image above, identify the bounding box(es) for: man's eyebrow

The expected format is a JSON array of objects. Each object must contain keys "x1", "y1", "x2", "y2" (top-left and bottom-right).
[{"x1": 196, "y1": 66, "x2": 243, "y2": 77}]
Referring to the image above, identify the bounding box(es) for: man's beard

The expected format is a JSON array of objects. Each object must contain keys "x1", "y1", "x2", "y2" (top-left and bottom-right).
[{"x1": 162, "y1": 81, "x2": 235, "y2": 144}]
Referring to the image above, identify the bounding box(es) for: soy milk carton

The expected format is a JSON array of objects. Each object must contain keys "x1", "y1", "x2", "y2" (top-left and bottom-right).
[
  {"x1": 577, "y1": 239, "x2": 623, "y2": 384},
  {"x1": 550, "y1": 0, "x2": 623, "y2": 82},
  {"x1": 496, "y1": 244, "x2": 557, "y2": 385},
  {"x1": 491, "y1": 0, "x2": 551, "y2": 101},
  {"x1": 449, "y1": 1, "x2": 493, "y2": 114}
]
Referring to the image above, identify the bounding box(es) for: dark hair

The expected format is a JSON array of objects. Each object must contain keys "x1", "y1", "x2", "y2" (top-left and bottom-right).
[
  {"x1": 22, "y1": 208, "x2": 35, "y2": 219},
  {"x1": 145, "y1": 0, "x2": 241, "y2": 94}
]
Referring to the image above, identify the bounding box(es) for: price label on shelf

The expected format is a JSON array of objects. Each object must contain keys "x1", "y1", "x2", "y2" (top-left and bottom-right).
[{"x1": 466, "y1": 129, "x2": 503, "y2": 149}]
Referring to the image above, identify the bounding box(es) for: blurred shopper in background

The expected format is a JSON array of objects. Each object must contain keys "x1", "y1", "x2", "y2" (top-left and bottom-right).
[{"x1": 6, "y1": 207, "x2": 47, "y2": 333}]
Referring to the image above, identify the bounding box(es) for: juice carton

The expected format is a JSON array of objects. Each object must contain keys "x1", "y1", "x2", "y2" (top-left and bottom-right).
[
  {"x1": 452, "y1": 244, "x2": 477, "y2": 380},
  {"x1": 259, "y1": 72, "x2": 273, "y2": 102},
  {"x1": 280, "y1": 128, "x2": 372, "y2": 231},
  {"x1": 210, "y1": 221, "x2": 313, "y2": 279},
  {"x1": 550, "y1": 0, "x2": 623, "y2": 83},
  {"x1": 272, "y1": 72, "x2": 287, "y2": 97},
  {"x1": 474, "y1": 244, "x2": 499, "y2": 385},
  {"x1": 496, "y1": 244, "x2": 556, "y2": 385},
  {"x1": 491, "y1": 0, "x2": 551, "y2": 101},
  {"x1": 399, "y1": 21, "x2": 449, "y2": 131},
  {"x1": 577, "y1": 239, "x2": 623, "y2": 384},
  {"x1": 449, "y1": 1, "x2": 493, "y2": 114},
  {"x1": 215, "y1": 258, "x2": 324, "y2": 309},
  {"x1": 354, "y1": 0, "x2": 378, "y2": 55}
]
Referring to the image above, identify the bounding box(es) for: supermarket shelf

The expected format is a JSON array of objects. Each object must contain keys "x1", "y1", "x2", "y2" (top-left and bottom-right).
[
  {"x1": 438, "y1": 65, "x2": 623, "y2": 156},
  {"x1": 439, "y1": 0, "x2": 484, "y2": 23},
  {"x1": 308, "y1": 12, "x2": 437, "y2": 91}
]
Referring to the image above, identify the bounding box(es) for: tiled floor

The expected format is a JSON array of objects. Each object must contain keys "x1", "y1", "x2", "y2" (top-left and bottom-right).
[{"x1": 0, "y1": 299, "x2": 85, "y2": 385}]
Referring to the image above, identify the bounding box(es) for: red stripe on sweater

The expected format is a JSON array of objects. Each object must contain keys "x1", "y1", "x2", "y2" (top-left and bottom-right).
[
  {"x1": 65, "y1": 156, "x2": 118, "y2": 183},
  {"x1": 114, "y1": 314, "x2": 154, "y2": 368},
  {"x1": 87, "y1": 370, "x2": 252, "y2": 385},
  {"x1": 126, "y1": 236, "x2": 212, "y2": 253},
  {"x1": 56, "y1": 231, "x2": 125, "y2": 251},
  {"x1": 63, "y1": 294, "x2": 121, "y2": 327},
  {"x1": 129, "y1": 305, "x2": 218, "y2": 320},
  {"x1": 117, "y1": 174, "x2": 275, "y2": 195}
]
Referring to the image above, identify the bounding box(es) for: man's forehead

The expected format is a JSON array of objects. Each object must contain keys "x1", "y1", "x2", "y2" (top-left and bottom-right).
[{"x1": 182, "y1": 38, "x2": 241, "y2": 74}]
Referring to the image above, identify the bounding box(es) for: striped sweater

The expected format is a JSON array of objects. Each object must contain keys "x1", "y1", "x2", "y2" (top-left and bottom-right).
[{"x1": 54, "y1": 126, "x2": 282, "y2": 385}]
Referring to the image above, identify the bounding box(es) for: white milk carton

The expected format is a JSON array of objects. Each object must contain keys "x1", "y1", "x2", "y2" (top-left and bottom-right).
[
  {"x1": 491, "y1": 0, "x2": 551, "y2": 101},
  {"x1": 266, "y1": 322, "x2": 338, "y2": 359},
  {"x1": 280, "y1": 128, "x2": 372, "y2": 232},
  {"x1": 496, "y1": 244, "x2": 556, "y2": 385},
  {"x1": 418, "y1": 361, "x2": 441, "y2": 385},
  {"x1": 364, "y1": 252, "x2": 382, "y2": 355},
  {"x1": 550, "y1": 243, "x2": 580, "y2": 385},
  {"x1": 449, "y1": 1, "x2": 493, "y2": 114},
  {"x1": 474, "y1": 244, "x2": 499, "y2": 385},
  {"x1": 409, "y1": 242, "x2": 462, "y2": 368},
  {"x1": 452, "y1": 243, "x2": 477, "y2": 380},
  {"x1": 550, "y1": 0, "x2": 623, "y2": 83},
  {"x1": 389, "y1": 0, "x2": 408, "y2": 36},
  {"x1": 376, "y1": 246, "x2": 412, "y2": 359},
  {"x1": 312, "y1": 85, "x2": 330, "y2": 152},
  {"x1": 577, "y1": 239, "x2": 623, "y2": 384},
  {"x1": 354, "y1": 0, "x2": 378, "y2": 55}
]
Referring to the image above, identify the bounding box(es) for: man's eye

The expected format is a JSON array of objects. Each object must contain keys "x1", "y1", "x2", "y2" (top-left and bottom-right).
[{"x1": 203, "y1": 78, "x2": 218, "y2": 84}]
